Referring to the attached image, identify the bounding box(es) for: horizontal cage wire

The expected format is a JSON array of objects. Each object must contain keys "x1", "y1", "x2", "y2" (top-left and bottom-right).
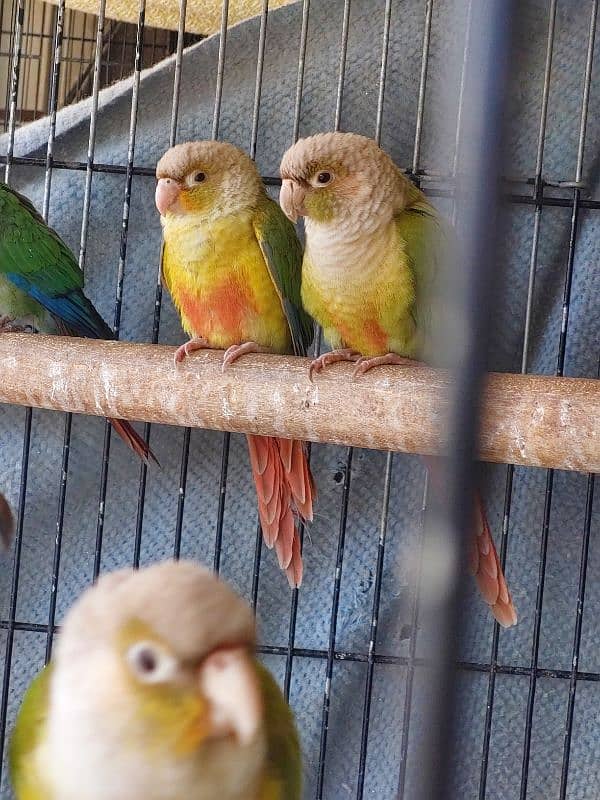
[
  {"x1": 0, "y1": 1, "x2": 598, "y2": 799},
  {"x1": 0, "y1": 0, "x2": 202, "y2": 130}
]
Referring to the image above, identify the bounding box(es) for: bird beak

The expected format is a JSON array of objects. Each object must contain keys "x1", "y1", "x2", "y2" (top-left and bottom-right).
[
  {"x1": 199, "y1": 647, "x2": 263, "y2": 746},
  {"x1": 155, "y1": 177, "x2": 181, "y2": 216},
  {"x1": 280, "y1": 179, "x2": 306, "y2": 223}
]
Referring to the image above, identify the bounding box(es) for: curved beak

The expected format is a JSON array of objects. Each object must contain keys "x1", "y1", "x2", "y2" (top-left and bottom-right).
[
  {"x1": 199, "y1": 647, "x2": 263, "y2": 746},
  {"x1": 155, "y1": 177, "x2": 181, "y2": 216},
  {"x1": 280, "y1": 178, "x2": 306, "y2": 223}
]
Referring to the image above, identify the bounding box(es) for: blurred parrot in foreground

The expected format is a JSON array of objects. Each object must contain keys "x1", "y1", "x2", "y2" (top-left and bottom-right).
[
  {"x1": 279, "y1": 132, "x2": 517, "y2": 628},
  {"x1": 10, "y1": 559, "x2": 302, "y2": 800},
  {"x1": 0, "y1": 491, "x2": 15, "y2": 548},
  {"x1": 155, "y1": 141, "x2": 315, "y2": 587},
  {"x1": 0, "y1": 182, "x2": 156, "y2": 464}
]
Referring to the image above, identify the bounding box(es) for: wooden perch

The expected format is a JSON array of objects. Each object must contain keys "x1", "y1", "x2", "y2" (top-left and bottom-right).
[{"x1": 0, "y1": 334, "x2": 597, "y2": 472}]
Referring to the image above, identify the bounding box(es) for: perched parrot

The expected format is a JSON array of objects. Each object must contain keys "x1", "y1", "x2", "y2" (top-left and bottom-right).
[
  {"x1": 0, "y1": 490, "x2": 15, "y2": 548},
  {"x1": 279, "y1": 132, "x2": 517, "y2": 628},
  {"x1": 0, "y1": 182, "x2": 156, "y2": 464},
  {"x1": 9, "y1": 559, "x2": 302, "y2": 800},
  {"x1": 155, "y1": 141, "x2": 315, "y2": 587}
]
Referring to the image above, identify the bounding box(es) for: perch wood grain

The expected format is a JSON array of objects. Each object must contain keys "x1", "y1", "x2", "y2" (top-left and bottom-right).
[{"x1": 0, "y1": 334, "x2": 597, "y2": 472}]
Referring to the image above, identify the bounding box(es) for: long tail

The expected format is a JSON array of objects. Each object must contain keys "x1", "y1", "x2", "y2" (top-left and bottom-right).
[
  {"x1": 468, "y1": 492, "x2": 517, "y2": 627},
  {"x1": 55, "y1": 320, "x2": 159, "y2": 466},
  {"x1": 246, "y1": 434, "x2": 315, "y2": 588},
  {"x1": 0, "y1": 492, "x2": 15, "y2": 549},
  {"x1": 422, "y1": 455, "x2": 517, "y2": 627},
  {"x1": 109, "y1": 418, "x2": 159, "y2": 466}
]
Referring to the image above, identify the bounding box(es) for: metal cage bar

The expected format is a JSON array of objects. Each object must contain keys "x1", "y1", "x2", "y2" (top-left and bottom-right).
[
  {"x1": 0, "y1": 2, "x2": 598, "y2": 799},
  {"x1": 478, "y1": 1, "x2": 558, "y2": 795},
  {"x1": 519, "y1": 4, "x2": 598, "y2": 798}
]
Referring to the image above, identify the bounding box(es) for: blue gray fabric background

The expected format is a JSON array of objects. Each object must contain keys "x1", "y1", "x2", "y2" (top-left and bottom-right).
[{"x1": 0, "y1": 0, "x2": 599, "y2": 797}]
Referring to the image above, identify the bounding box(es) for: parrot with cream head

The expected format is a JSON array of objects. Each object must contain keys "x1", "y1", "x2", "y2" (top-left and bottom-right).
[
  {"x1": 279, "y1": 131, "x2": 517, "y2": 628},
  {"x1": 155, "y1": 141, "x2": 315, "y2": 587},
  {"x1": 0, "y1": 181, "x2": 156, "y2": 464},
  {"x1": 10, "y1": 559, "x2": 302, "y2": 800}
]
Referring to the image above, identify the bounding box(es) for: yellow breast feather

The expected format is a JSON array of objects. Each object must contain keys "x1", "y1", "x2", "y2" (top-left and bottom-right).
[
  {"x1": 301, "y1": 221, "x2": 417, "y2": 357},
  {"x1": 162, "y1": 212, "x2": 291, "y2": 352}
]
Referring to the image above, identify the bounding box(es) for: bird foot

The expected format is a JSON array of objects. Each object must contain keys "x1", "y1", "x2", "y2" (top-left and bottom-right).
[
  {"x1": 222, "y1": 341, "x2": 269, "y2": 371},
  {"x1": 352, "y1": 353, "x2": 420, "y2": 378},
  {"x1": 308, "y1": 348, "x2": 361, "y2": 382},
  {"x1": 174, "y1": 337, "x2": 210, "y2": 365},
  {"x1": 0, "y1": 316, "x2": 34, "y2": 334}
]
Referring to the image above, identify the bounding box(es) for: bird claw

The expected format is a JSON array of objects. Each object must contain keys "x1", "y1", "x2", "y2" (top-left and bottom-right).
[
  {"x1": 352, "y1": 353, "x2": 419, "y2": 378},
  {"x1": 3, "y1": 325, "x2": 31, "y2": 333},
  {"x1": 0, "y1": 316, "x2": 34, "y2": 334},
  {"x1": 174, "y1": 337, "x2": 209, "y2": 365},
  {"x1": 222, "y1": 342, "x2": 268, "y2": 372},
  {"x1": 308, "y1": 349, "x2": 361, "y2": 382}
]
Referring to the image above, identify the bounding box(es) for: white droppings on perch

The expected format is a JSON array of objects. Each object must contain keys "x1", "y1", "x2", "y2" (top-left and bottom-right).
[{"x1": 0, "y1": 335, "x2": 596, "y2": 472}]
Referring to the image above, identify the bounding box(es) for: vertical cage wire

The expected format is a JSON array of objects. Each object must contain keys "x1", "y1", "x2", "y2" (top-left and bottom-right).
[
  {"x1": 558, "y1": 460, "x2": 597, "y2": 799},
  {"x1": 157, "y1": 0, "x2": 188, "y2": 561},
  {"x1": 43, "y1": 0, "x2": 68, "y2": 663},
  {"x1": 519, "y1": 5, "x2": 597, "y2": 799},
  {"x1": 414, "y1": 2, "x2": 515, "y2": 797},
  {"x1": 1, "y1": 1, "x2": 599, "y2": 799},
  {"x1": 121, "y1": 0, "x2": 148, "y2": 569},
  {"x1": 314, "y1": 2, "x2": 399, "y2": 792},
  {"x1": 478, "y1": 1, "x2": 557, "y2": 795},
  {"x1": 0, "y1": 0, "x2": 29, "y2": 777},
  {"x1": 395, "y1": 1, "x2": 435, "y2": 794},
  {"x1": 0, "y1": 0, "x2": 198, "y2": 134}
]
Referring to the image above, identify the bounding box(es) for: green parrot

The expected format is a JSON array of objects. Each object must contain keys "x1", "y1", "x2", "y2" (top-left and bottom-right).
[
  {"x1": 279, "y1": 131, "x2": 517, "y2": 628},
  {"x1": 155, "y1": 141, "x2": 315, "y2": 586},
  {"x1": 0, "y1": 181, "x2": 156, "y2": 464},
  {"x1": 10, "y1": 559, "x2": 302, "y2": 800}
]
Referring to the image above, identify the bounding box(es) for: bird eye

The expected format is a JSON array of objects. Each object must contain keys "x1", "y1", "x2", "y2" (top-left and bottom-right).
[
  {"x1": 126, "y1": 641, "x2": 177, "y2": 684},
  {"x1": 194, "y1": 171, "x2": 206, "y2": 183},
  {"x1": 316, "y1": 171, "x2": 332, "y2": 185}
]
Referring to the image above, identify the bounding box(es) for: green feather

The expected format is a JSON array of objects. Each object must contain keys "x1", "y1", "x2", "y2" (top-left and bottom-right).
[
  {"x1": 257, "y1": 661, "x2": 302, "y2": 800},
  {"x1": 394, "y1": 194, "x2": 456, "y2": 356},
  {"x1": 0, "y1": 183, "x2": 84, "y2": 297},
  {"x1": 9, "y1": 660, "x2": 301, "y2": 800},
  {"x1": 0, "y1": 182, "x2": 112, "y2": 339},
  {"x1": 253, "y1": 195, "x2": 314, "y2": 357},
  {"x1": 9, "y1": 664, "x2": 51, "y2": 800}
]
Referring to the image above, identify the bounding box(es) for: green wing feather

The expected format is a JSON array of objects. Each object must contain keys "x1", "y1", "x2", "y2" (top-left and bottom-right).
[
  {"x1": 9, "y1": 665, "x2": 51, "y2": 800},
  {"x1": 257, "y1": 661, "x2": 302, "y2": 800},
  {"x1": 394, "y1": 193, "x2": 456, "y2": 356},
  {"x1": 0, "y1": 183, "x2": 84, "y2": 296},
  {"x1": 0, "y1": 183, "x2": 112, "y2": 339},
  {"x1": 253, "y1": 195, "x2": 314, "y2": 357}
]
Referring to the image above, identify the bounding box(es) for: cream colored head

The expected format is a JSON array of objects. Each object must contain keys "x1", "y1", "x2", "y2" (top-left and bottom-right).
[
  {"x1": 279, "y1": 132, "x2": 410, "y2": 232},
  {"x1": 46, "y1": 560, "x2": 266, "y2": 800},
  {"x1": 155, "y1": 141, "x2": 264, "y2": 219}
]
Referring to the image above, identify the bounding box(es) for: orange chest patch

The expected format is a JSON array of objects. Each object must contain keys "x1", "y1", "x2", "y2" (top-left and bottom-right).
[
  {"x1": 336, "y1": 315, "x2": 388, "y2": 356},
  {"x1": 177, "y1": 275, "x2": 259, "y2": 341}
]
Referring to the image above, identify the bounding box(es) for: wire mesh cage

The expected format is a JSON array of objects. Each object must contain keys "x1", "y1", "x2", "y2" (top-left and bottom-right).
[
  {"x1": 0, "y1": 1, "x2": 598, "y2": 799},
  {"x1": 1, "y1": 0, "x2": 201, "y2": 131}
]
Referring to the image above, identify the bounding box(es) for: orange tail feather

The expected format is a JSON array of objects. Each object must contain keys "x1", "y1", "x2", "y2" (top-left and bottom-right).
[
  {"x1": 246, "y1": 434, "x2": 315, "y2": 587},
  {"x1": 423, "y1": 456, "x2": 517, "y2": 627},
  {"x1": 470, "y1": 492, "x2": 517, "y2": 628},
  {"x1": 109, "y1": 418, "x2": 159, "y2": 466}
]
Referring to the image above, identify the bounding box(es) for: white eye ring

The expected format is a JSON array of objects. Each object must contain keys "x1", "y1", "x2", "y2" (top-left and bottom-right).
[
  {"x1": 310, "y1": 170, "x2": 334, "y2": 187},
  {"x1": 185, "y1": 170, "x2": 207, "y2": 186},
  {"x1": 126, "y1": 641, "x2": 178, "y2": 684}
]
